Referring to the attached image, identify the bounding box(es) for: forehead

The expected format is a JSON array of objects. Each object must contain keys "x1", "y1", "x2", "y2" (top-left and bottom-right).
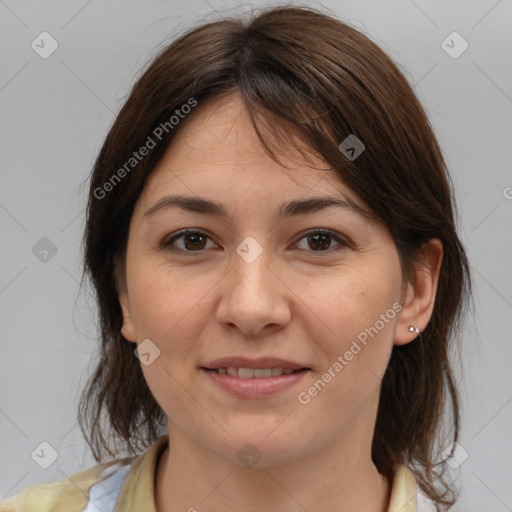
[{"x1": 137, "y1": 92, "x2": 364, "y2": 213}]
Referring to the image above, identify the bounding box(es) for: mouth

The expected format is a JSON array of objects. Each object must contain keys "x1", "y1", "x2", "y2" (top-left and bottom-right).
[
  {"x1": 201, "y1": 357, "x2": 310, "y2": 374},
  {"x1": 201, "y1": 367, "x2": 308, "y2": 378},
  {"x1": 199, "y1": 358, "x2": 311, "y2": 398}
]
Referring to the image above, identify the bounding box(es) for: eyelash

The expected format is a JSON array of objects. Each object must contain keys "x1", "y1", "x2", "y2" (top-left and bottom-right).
[{"x1": 161, "y1": 228, "x2": 349, "y2": 255}]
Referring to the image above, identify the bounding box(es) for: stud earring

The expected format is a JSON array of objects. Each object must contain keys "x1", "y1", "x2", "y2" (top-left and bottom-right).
[{"x1": 408, "y1": 326, "x2": 420, "y2": 334}]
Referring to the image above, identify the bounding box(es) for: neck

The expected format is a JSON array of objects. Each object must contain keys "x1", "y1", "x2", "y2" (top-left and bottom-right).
[{"x1": 155, "y1": 429, "x2": 392, "y2": 512}]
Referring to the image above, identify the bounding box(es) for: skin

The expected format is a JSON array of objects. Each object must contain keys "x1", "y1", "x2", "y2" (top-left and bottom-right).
[{"x1": 117, "y1": 92, "x2": 443, "y2": 512}]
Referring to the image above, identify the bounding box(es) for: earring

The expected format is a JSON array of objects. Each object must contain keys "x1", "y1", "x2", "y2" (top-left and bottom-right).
[{"x1": 408, "y1": 326, "x2": 420, "y2": 334}]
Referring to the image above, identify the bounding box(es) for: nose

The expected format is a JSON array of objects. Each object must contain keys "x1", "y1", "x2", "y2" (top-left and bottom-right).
[{"x1": 215, "y1": 245, "x2": 292, "y2": 336}]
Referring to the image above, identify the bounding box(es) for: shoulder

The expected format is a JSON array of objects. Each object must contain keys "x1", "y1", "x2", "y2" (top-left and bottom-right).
[
  {"x1": 389, "y1": 465, "x2": 439, "y2": 512},
  {"x1": 0, "y1": 458, "x2": 132, "y2": 512},
  {"x1": 0, "y1": 435, "x2": 169, "y2": 512}
]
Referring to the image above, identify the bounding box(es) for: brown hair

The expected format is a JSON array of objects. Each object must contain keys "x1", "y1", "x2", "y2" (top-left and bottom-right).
[{"x1": 78, "y1": 4, "x2": 472, "y2": 510}]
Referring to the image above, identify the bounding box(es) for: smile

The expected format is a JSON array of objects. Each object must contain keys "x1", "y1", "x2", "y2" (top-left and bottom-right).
[
  {"x1": 210, "y1": 367, "x2": 299, "y2": 378},
  {"x1": 200, "y1": 367, "x2": 309, "y2": 398}
]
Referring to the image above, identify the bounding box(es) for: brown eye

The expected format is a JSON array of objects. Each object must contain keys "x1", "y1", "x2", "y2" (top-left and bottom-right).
[
  {"x1": 182, "y1": 232, "x2": 208, "y2": 250},
  {"x1": 307, "y1": 232, "x2": 331, "y2": 251},
  {"x1": 295, "y1": 229, "x2": 348, "y2": 253},
  {"x1": 163, "y1": 229, "x2": 215, "y2": 252}
]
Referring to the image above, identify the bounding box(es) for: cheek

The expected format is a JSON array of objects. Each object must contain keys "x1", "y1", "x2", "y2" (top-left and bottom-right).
[
  {"x1": 309, "y1": 269, "x2": 400, "y2": 391},
  {"x1": 308, "y1": 268, "x2": 399, "y2": 341},
  {"x1": 128, "y1": 261, "x2": 217, "y2": 340},
  {"x1": 129, "y1": 265, "x2": 209, "y2": 420}
]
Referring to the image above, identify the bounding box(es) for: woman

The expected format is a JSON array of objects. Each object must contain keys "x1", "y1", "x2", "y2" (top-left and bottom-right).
[{"x1": 1, "y1": 4, "x2": 471, "y2": 512}]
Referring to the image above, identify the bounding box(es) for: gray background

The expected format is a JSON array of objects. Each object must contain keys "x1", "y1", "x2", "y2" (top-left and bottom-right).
[{"x1": 1, "y1": 0, "x2": 511, "y2": 510}]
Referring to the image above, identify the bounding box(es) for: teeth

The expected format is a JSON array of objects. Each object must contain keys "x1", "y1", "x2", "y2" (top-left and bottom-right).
[
  {"x1": 227, "y1": 366, "x2": 238, "y2": 377},
  {"x1": 254, "y1": 368, "x2": 272, "y2": 378},
  {"x1": 219, "y1": 367, "x2": 297, "y2": 378},
  {"x1": 238, "y1": 367, "x2": 256, "y2": 379}
]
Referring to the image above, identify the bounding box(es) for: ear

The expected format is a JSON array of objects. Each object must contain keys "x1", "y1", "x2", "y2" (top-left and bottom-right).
[
  {"x1": 115, "y1": 256, "x2": 138, "y2": 343},
  {"x1": 394, "y1": 238, "x2": 443, "y2": 346}
]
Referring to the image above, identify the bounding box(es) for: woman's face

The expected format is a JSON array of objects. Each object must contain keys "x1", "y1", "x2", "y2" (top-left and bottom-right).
[{"x1": 117, "y1": 92, "x2": 429, "y2": 467}]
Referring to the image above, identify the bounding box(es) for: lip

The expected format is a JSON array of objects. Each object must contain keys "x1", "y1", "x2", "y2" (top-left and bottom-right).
[
  {"x1": 202, "y1": 356, "x2": 309, "y2": 370},
  {"x1": 200, "y1": 367, "x2": 309, "y2": 399}
]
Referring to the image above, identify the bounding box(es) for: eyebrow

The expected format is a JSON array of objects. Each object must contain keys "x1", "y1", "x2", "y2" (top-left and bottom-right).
[{"x1": 143, "y1": 194, "x2": 369, "y2": 221}]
